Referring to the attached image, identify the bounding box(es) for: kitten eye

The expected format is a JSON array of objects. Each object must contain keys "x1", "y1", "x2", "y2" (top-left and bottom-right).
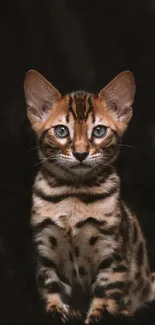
[
  {"x1": 54, "y1": 125, "x2": 69, "y2": 138},
  {"x1": 92, "y1": 125, "x2": 107, "y2": 138}
]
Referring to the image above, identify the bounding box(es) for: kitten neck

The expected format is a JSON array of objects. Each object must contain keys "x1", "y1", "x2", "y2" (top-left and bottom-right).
[{"x1": 41, "y1": 161, "x2": 116, "y2": 187}]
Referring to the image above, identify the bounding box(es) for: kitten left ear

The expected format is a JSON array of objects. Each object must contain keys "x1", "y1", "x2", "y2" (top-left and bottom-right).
[
  {"x1": 99, "y1": 71, "x2": 136, "y2": 131},
  {"x1": 24, "y1": 70, "x2": 61, "y2": 129}
]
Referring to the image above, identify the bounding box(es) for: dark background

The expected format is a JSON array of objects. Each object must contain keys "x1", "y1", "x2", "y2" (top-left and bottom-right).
[{"x1": 0, "y1": 0, "x2": 154, "y2": 324}]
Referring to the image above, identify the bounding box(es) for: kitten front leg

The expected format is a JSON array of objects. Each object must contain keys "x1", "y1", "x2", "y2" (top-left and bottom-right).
[
  {"x1": 85, "y1": 255, "x2": 128, "y2": 324},
  {"x1": 33, "y1": 219, "x2": 73, "y2": 322},
  {"x1": 37, "y1": 262, "x2": 72, "y2": 322}
]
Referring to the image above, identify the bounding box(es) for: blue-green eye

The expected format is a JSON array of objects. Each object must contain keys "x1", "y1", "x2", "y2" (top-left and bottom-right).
[
  {"x1": 54, "y1": 125, "x2": 69, "y2": 138},
  {"x1": 92, "y1": 125, "x2": 107, "y2": 138}
]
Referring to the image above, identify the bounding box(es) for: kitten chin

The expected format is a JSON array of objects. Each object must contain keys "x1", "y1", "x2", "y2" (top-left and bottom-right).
[
  {"x1": 46, "y1": 163, "x2": 94, "y2": 180},
  {"x1": 67, "y1": 165, "x2": 93, "y2": 177}
]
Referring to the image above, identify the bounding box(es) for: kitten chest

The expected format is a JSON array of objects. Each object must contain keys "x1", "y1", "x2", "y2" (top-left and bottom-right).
[{"x1": 32, "y1": 193, "x2": 117, "y2": 231}]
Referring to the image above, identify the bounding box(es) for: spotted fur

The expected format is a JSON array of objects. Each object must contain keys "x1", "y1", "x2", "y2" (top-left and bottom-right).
[{"x1": 24, "y1": 70, "x2": 155, "y2": 324}]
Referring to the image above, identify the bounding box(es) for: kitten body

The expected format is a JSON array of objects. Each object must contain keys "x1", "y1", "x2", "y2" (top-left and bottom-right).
[{"x1": 24, "y1": 70, "x2": 155, "y2": 323}]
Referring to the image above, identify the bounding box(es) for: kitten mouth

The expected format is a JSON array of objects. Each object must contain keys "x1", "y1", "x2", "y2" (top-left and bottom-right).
[{"x1": 70, "y1": 163, "x2": 90, "y2": 169}]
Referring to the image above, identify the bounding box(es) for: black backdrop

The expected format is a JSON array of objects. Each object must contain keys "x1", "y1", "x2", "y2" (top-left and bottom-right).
[{"x1": 0, "y1": 1, "x2": 154, "y2": 324}]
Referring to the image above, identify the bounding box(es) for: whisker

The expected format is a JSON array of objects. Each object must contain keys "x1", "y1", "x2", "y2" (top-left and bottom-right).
[
  {"x1": 118, "y1": 144, "x2": 140, "y2": 150},
  {"x1": 89, "y1": 160, "x2": 101, "y2": 173},
  {"x1": 28, "y1": 145, "x2": 40, "y2": 152},
  {"x1": 33, "y1": 156, "x2": 56, "y2": 167}
]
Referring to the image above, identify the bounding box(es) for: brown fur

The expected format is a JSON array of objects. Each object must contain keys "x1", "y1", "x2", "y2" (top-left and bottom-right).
[{"x1": 24, "y1": 70, "x2": 155, "y2": 324}]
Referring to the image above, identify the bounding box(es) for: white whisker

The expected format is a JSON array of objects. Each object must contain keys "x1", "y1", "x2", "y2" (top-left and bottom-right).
[
  {"x1": 118, "y1": 144, "x2": 140, "y2": 150},
  {"x1": 33, "y1": 155, "x2": 56, "y2": 167},
  {"x1": 28, "y1": 145, "x2": 40, "y2": 152}
]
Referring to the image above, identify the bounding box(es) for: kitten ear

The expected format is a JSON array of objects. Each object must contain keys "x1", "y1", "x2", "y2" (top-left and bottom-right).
[
  {"x1": 99, "y1": 71, "x2": 136, "y2": 132},
  {"x1": 24, "y1": 70, "x2": 61, "y2": 126}
]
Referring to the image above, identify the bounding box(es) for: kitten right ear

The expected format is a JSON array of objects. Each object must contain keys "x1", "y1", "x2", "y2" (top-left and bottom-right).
[
  {"x1": 24, "y1": 70, "x2": 61, "y2": 127},
  {"x1": 98, "y1": 71, "x2": 136, "y2": 134}
]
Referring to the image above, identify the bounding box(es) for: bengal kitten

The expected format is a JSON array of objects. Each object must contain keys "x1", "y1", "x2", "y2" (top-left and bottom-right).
[{"x1": 24, "y1": 70, "x2": 155, "y2": 324}]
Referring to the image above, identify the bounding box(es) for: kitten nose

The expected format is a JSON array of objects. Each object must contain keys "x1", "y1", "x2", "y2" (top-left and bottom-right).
[{"x1": 73, "y1": 152, "x2": 89, "y2": 162}]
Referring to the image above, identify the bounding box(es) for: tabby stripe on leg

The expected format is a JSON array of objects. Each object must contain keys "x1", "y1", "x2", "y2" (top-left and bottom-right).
[
  {"x1": 34, "y1": 186, "x2": 118, "y2": 204},
  {"x1": 93, "y1": 281, "x2": 124, "y2": 298},
  {"x1": 98, "y1": 257, "x2": 114, "y2": 270},
  {"x1": 46, "y1": 282, "x2": 71, "y2": 302},
  {"x1": 38, "y1": 272, "x2": 61, "y2": 294},
  {"x1": 39, "y1": 256, "x2": 58, "y2": 269},
  {"x1": 105, "y1": 281, "x2": 125, "y2": 290},
  {"x1": 46, "y1": 281, "x2": 61, "y2": 294},
  {"x1": 113, "y1": 265, "x2": 127, "y2": 272},
  {"x1": 98, "y1": 253, "x2": 122, "y2": 270},
  {"x1": 93, "y1": 285, "x2": 106, "y2": 298},
  {"x1": 37, "y1": 271, "x2": 47, "y2": 287},
  {"x1": 108, "y1": 292, "x2": 122, "y2": 301}
]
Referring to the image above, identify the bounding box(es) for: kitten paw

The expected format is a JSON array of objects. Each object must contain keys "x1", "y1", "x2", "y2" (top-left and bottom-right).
[
  {"x1": 46, "y1": 303, "x2": 81, "y2": 323},
  {"x1": 85, "y1": 308, "x2": 104, "y2": 324},
  {"x1": 46, "y1": 303, "x2": 71, "y2": 323},
  {"x1": 119, "y1": 309, "x2": 130, "y2": 316}
]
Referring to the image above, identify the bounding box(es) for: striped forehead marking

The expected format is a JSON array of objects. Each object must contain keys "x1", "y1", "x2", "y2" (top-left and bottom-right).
[{"x1": 66, "y1": 92, "x2": 96, "y2": 123}]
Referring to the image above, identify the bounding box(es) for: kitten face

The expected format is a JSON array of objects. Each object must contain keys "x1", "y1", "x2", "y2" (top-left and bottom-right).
[
  {"x1": 38, "y1": 93, "x2": 120, "y2": 175},
  {"x1": 24, "y1": 70, "x2": 136, "y2": 177}
]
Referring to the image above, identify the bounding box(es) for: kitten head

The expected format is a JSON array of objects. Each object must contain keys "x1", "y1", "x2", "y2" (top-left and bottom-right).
[{"x1": 24, "y1": 70, "x2": 135, "y2": 178}]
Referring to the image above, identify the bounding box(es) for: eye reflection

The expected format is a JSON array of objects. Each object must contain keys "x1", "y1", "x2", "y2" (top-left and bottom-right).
[
  {"x1": 54, "y1": 125, "x2": 69, "y2": 138},
  {"x1": 92, "y1": 125, "x2": 107, "y2": 138}
]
